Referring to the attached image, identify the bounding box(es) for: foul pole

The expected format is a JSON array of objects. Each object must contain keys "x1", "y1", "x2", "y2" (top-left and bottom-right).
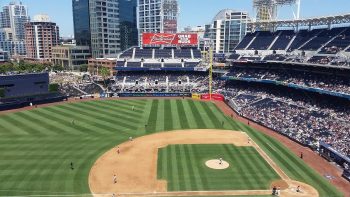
[{"x1": 209, "y1": 45, "x2": 213, "y2": 100}]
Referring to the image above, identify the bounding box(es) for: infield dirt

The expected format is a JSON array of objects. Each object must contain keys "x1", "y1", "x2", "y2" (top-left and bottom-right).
[{"x1": 89, "y1": 129, "x2": 318, "y2": 197}]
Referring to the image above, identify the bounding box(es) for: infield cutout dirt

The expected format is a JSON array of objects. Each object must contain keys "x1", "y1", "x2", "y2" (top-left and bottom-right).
[{"x1": 89, "y1": 129, "x2": 319, "y2": 197}]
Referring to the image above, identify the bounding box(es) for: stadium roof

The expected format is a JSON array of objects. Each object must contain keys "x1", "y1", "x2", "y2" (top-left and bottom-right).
[
  {"x1": 253, "y1": 0, "x2": 297, "y2": 7},
  {"x1": 249, "y1": 13, "x2": 350, "y2": 31}
]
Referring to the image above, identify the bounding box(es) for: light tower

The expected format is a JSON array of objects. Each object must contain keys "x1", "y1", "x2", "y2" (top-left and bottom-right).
[{"x1": 253, "y1": 0, "x2": 301, "y2": 21}]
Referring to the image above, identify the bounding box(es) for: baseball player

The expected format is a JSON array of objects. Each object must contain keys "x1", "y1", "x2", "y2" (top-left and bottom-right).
[
  {"x1": 117, "y1": 146, "x2": 120, "y2": 154},
  {"x1": 219, "y1": 158, "x2": 223, "y2": 165}
]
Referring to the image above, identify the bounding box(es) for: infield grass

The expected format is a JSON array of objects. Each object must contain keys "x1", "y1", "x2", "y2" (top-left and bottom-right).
[
  {"x1": 158, "y1": 144, "x2": 280, "y2": 191},
  {"x1": 0, "y1": 99, "x2": 343, "y2": 197}
]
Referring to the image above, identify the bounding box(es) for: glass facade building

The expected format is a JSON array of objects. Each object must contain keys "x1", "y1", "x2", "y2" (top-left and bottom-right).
[
  {"x1": 73, "y1": 0, "x2": 138, "y2": 58},
  {"x1": 205, "y1": 10, "x2": 250, "y2": 53},
  {"x1": 119, "y1": 0, "x2": 138, "y2": 51},
  {"x1": 72, "y1": 0, "x2": 91, "y2": 46}
]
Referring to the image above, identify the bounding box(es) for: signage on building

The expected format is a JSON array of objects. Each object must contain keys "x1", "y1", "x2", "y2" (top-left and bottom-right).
[{"x1": 142, "y1": 33, "x2": 198, "y2": 47}]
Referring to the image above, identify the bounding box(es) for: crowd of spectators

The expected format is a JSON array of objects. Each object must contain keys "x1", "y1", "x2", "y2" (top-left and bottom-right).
[
  {"x1": 50, "y1": 72, "x2": 103, "y2": 97},
  {"x1": 109, "y1": 72, "x2": 209, "y2": 93},
  {"x1": 227, "y1": 67, "x2": 350, "y2": 95},
  {"x1": 218, "y1": 81, "x2": 350, "y2": 158}
]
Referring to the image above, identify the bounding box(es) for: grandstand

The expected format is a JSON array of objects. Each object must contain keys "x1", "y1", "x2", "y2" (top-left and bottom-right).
[
  {"x1": 232, "y1": 14, "x2": 350, "y2": 67},
  {"x1": 220, "y1": 13, "x2": 350, "y2": 172}
]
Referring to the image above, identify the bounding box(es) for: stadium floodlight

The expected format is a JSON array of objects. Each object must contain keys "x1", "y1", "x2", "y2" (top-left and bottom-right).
[{"x1": 253, "y1": 0, "x2": 301, "y2": 21}]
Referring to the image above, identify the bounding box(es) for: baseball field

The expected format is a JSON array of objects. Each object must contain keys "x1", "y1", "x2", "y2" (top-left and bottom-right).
[{"x1": 0, "y1": 99, "x2": 343, "y2": 197}]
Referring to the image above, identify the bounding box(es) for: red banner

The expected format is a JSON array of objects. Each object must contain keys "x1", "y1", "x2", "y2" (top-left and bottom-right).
[
  {"x1": 200, "y1": 94, "x2": 225, "y2": 101},
  {"x1": 142, "y1": 33, "x2": 198, "y2": 46}
]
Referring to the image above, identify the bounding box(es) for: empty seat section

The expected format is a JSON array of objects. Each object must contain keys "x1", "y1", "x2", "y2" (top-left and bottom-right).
[
  {"x1": 235, "y1": 32, "x2": 256, "y2": 50},
  {"x1": 270, "y1": 30, "x2": 295, "y2": 50},
  {"x1": 116, "y1": 61, "x2": 125, "y2": 67},
  {"x1": 288, "y1": 29, "x2": 322, "y2": 51},
  {"x1": 154, "y1": 49, "x2": 172, "y2": 58},
  {"x1": 119, "y1": 48, "x2": 134, "y2": 58},
  {"x1": 134, "y1": 48, "x2": 153, "y2": 58},
  {"x1": 174, "y1": 49, "x2": 192, "y2": 58},
  {"x1": 301, "y1": 27, "x2": 345, "y2": 51},
  {"x1": 192, "y1": 49, "x2": 202, "y2": 58},
  {"x1": 248, "y1": 31, "x2": 276, "y2": 50},
  {"x1": 143, "y1": 63, "x2": 162, "y2": 68},
  {"x1": 164, "y1": 63, "x2": 182, "y2": 68},
  {"x1": 319, "y1": 28, "x2": 350, "y2": 54},
  {"x1": 184, "y1": 62, "x2": 199, "y2": 67},
  {"x1": 126, "y1": 62, "x2": 141, "y2": 67}
]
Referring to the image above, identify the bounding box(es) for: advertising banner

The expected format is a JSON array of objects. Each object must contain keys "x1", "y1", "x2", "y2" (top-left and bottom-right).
[{"x1": 142, "y1": 33, "x2": 198, "y2": 47}]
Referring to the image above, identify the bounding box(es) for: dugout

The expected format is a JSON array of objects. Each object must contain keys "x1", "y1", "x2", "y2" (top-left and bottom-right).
[{"x1": 319, "y1": 142, "x2": 350, "y2": 170}]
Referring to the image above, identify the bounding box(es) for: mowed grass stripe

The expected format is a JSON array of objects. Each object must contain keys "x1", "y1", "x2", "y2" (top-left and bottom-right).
[
  {"x1": 191, "y1": 144, "x2": 210, "y2": 189},
  {"x1": 72, "y1": 102, "x2": 140, "y2": 130},
  {"x1": 222, "y1": 145, "x2": 255, "y2": 190},
  {"x1": 244, "y1": 126, "x2": 340, "y2": 196},
  {"x1": 11, "y1": 112, "x2": 59, "y2": 135},
  {"x1": 155, "y1": 100, "x2": 165, "y2": 132},
  {"x1": 50, "y1": 105, "x2": 115, "y2": 135},
  {"x1": 0, "y1": 139, "x2": 55, "y2": 192},
  {"x1": 15, "y1": 138, "x2": 87, "y2": 194},
  {"x1": 20, "y1": 110, "x2": 78, "y2": 135},
  {"x1": 40, "y1": 107, "x2": 102, "y2": 136},
  {"x1": 169, "y1": 100, "x2": 181, "y2": 130},
  {"x1": 0, "y1": 115, "x2": 30, "y2": 135},
  {"x1": 31, "y1": 109, "x2": 85, "y2": 135},
  {"x1": 199, "y1": 102, "x2": 222, "y2": 128},
  {"x1": 170, "y1": 145, "x2": 180, "y2": 191},
  {"x1": 186, "y1": 100, "x2": 205, "y2": 128},
  {"x1": 182, "y1": 145, "x2": 198, "y2": 190},
  {"x1": 186, "y1": 145, "x2": 204, "y2": 190},
  {"x1": 88, "y1": 100, "x2": 144, "y2": 119},
  {"x1": 175, "y1": 100, "x2": 190, "y2": 129},
  {"x1": 146, "y1": 100, "x2": 159, "y2": 133},
  {"x1": 178, "y1": 145, "x2": 193, "y2": 191},
  {"x1": 174, "y1": 145, "x2": 186, "y2": 190},
  {"x1": 56, "y1": 104, "x2": 131, "y2": 135},
  {"x1": 164, "y1": 100, "x2": 173, "y2": 131}
]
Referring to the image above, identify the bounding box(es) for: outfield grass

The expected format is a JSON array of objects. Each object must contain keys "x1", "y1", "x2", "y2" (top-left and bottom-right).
[
  {"x1": 158, "y1": 144, "x2": 280, "y2": 191},
  {"x1": 0, "y1": 99, "x2": 343, "y2": 197}
]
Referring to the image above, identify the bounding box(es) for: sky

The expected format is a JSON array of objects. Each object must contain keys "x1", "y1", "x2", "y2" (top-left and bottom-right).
[{"x1": 1, "y1": 0, "x2": 350, "y2": 37}]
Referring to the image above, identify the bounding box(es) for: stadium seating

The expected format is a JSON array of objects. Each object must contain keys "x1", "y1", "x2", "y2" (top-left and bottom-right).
[
  {"x1": 300, "y1": 27, "x2": 345, "y2": 51},
  {"x1": 174, "y1": 49, "x2": 192, "y2": 59},
  {"x1": 119, "y1": 48, "x2": 134, "y2": 58},
  {"x1": 270, "y1": 30, "x2": 295, "y2": 50},
  {"x1": 235, "y1": 32, "x2": 257, "y2": 50},
  {"x1": 154, "y1": 49, "x2": 172, "y2": 59},
  {"x1": 247, "y1": 31, "x2": 276, "y2": 50},
  {"x1": 134, "y1": 48, "x2": 153, "y2": 59}
]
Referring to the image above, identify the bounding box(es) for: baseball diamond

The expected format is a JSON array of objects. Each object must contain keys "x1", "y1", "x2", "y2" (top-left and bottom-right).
[{"x1": 0, "y1": 99, "x2": 343, "y2": 197}]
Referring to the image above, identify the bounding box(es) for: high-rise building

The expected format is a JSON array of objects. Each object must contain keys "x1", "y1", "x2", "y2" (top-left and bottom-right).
[
  {"x1": 72, "y1": 0, "x2": 138, "y2": 58},
  {"x1": 119, "y1": 0, "x2": 138, "y2": 51},
  {"x1": 78, "y1": 0, "x2": 137, "y2": 58},
  {"x1": 205, "y1": 9, "x2": 250, "y2": 53},
  {"x1": 24, "y1": 15, "x2": 60, "y2": 60},
  {"x1": 0, "y1": 1, "x2": 30, "y2": 41},
  {"x1": 138, "y1": 0, "x2": 179, "y2": 42},
  {"x1": 72, "y1": 0, "x2": 91, "y2": 46}
]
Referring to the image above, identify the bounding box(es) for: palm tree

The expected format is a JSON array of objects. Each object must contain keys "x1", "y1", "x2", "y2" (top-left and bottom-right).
[{"x1": 99, "y1": 66, "x2": 110, "y2": 87}]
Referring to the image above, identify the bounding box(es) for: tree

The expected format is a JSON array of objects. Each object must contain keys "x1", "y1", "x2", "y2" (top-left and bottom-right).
[
  {"x1": 79, "y1": 64, "x2": 88, "y2": 72},
  {"x1": 99, "y1": 66, "x2": 110, "y2": 87},
  {"x1": 53, "y1": 64, "x2": 63, "y2": 72}
]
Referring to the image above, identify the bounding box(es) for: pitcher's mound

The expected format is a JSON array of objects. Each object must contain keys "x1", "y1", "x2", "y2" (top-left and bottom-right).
[{"x1": 205, "y1": 159, "x2": 230, "y2": 169}]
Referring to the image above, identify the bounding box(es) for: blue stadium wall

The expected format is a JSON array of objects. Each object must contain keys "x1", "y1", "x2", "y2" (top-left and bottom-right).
[{"x1": 0, "y1": 73, "x2": 49, "y2": 98}]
